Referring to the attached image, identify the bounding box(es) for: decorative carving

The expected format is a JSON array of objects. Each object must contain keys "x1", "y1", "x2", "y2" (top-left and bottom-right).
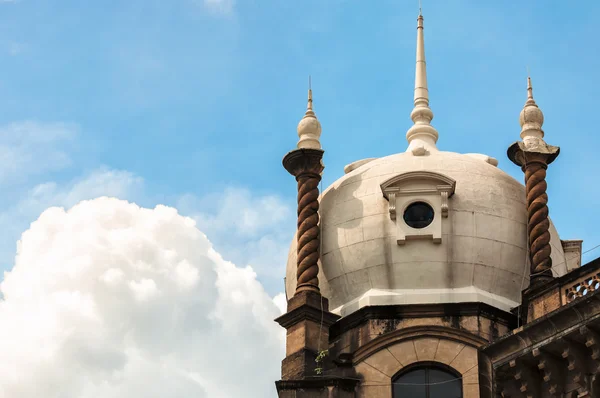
[
  {"x1": 388, "y1": 193, "x2": 396, "y2": 220},
  {"x1": 380, "y1": 171, "x2": 456, "y2": 199},
  {"x1": 561, "y1": 340, "x2": 588, "y2": 391},
  {"x1": 509, "y1": 142, "x2": 559, "y2": 286},
  {"x1": 499, "y1": 384, "x2": 521, "y2": 397},
  {"x1": 498, "y1": 380, "x2": 521, "y2": 398},
  {"x1": 440, "y1": 190, "x2": 449, "y2": 217},
  {"x1": 580, "y1": 326, "x2": 600, "y2": 360},
  {"x1": 381, "y1": 171, "x2": 456, "y2": 244},
  {"x1": 510, "y1": 359, "x2": 541, "y2": 397},
  {"x1": 565, "y1": 272, "x2": 600, "y2": 303},
  {"x1": 533, "y1": 348, "x2": 564, "y2": 396},
  {"x1": 411, "y1": 145, "x2": 428, "y2": 156},
  {"x1": 283, "y1": 148, "x2": 325, "y2": 294},
  {"x1": 524, "y1": 157, "x2": 553, "y2": 283}
]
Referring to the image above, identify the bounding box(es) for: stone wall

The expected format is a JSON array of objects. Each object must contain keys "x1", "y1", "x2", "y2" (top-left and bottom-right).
[
  {"x1": 323, "y1": 303, "x2": 515, "y2": 398},
  {"x1": 354, "y1": 335, "x2": 480, "y2": 398}
]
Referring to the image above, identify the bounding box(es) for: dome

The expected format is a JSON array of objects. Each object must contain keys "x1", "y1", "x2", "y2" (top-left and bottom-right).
[{"x1": 285, "y1": 151, "x2": 568, "y2": 316}]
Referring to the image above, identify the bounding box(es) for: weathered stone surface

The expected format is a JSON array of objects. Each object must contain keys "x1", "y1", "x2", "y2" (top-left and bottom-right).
[
  {"x1": 285, "y1": 151, "x2": 569, "y2": 315},
  {"x1": 276, "y1": 290, "x2": 340, "y2": 382},
  {"x1": 414, "y1": 337, "x2": 439, "y2": 361},
  {"x1": 363, "y1": 348, "x2": 401, "y2": 379},
  {"x1": 281, "y1": 349, "x2": 319, "y2": 380},
  {"x1": 434, "y1": 339, "x2": 465, "y2": 364},
  {"x1": 285, "y1": 319, "x2": 329, "y2": 356},
  {"x1": 387, "y1": 341, "x2": 418, "y2": 367},
  {"x1": 527, "y1": 286, "x2": 561, "y2": 322},
  {"x1": 450, "y1": 345, "x2": 479, "y2": 374},
  {"x1": 276, "y1": 377, "x2": 359, "y2": 398},
  {"x1": 355, "y1": 334, "x2": 482, "y2": 398},
  {"x1": 329, "y1": 303, "x2": 516, "y2": 349}
]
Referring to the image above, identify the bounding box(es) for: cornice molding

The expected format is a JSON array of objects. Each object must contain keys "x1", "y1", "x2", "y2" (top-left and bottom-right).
[
  {"x1": 329, "y1": 302, "x2": 516, "y2": 340},
  {"x1": 380, "y1": 171, "x2": 456, "y2": 201}
]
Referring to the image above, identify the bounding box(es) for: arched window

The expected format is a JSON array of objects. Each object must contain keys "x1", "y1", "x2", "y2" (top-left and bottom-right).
[{"x1": 392, "y1": 362, "x2": 463, "y2": 398}]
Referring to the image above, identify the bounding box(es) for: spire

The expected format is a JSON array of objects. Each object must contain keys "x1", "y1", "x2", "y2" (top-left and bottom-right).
[
  {"x1": 519, "y1": 76, "x2": 545, "y2": 140},
  {"x1": 297, "y1": 76, "x2": 322, "y2": 149},
  {"x1": 406, "y1": 11, "x2": 439, "y2": 154}
]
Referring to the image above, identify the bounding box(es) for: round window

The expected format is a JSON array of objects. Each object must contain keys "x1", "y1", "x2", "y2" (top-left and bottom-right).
[{"x1": 403, "y1": 201, "x2": 434, "y2": 229}]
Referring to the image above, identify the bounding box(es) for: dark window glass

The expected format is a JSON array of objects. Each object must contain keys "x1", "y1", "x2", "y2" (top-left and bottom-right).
[
  {"x1": 393, "y1": 364, "x2": 462, "y2": 398},
  {"x1": 403, "y1": 201, "x2": 434, "y2": 229},
  {"x1": 394, "y1": 368, "x2": 426, "y2": 397}
]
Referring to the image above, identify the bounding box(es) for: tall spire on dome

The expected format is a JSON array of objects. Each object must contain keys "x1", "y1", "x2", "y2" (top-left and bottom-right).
[
  {"x1": 406, "y1": 8, "x2": 439, "y2": 154},
  {"x1": 297, "y1": 76, "x2": 322, "y2": 149}
]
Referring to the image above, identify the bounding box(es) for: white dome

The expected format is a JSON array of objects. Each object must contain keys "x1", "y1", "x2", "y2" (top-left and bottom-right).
[{"x1": 285, "y1": 151, "x2": 567, "y2": 316}]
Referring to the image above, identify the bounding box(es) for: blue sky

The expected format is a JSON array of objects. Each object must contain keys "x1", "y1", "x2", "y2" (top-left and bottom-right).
[{"x1": 1, "y1": 0, "x2": 599, "y2": 297}]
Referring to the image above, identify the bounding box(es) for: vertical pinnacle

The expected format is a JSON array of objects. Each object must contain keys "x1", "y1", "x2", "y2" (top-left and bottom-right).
[
  {"x1": 519, "y1": 76, "x2": 544, "y2": 140},
  {"x1": 406, "y1": 11, "x2": 439, "y2": 153},
  {"x1": 297, "y1": 77, "x2": 322, "y2": 149}
]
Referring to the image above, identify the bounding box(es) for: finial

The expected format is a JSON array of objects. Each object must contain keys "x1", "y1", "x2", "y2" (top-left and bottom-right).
[
  {"x1": 519, "y1": 75, "x2": 544, "y2": 140},
  {"x1": 419, "y1": 0, "x2": 422, "y2": 16},
  {"x1": 406, "y1": 10, "x2": 439, "y2": 154},
  {"x1": 307, "y1": 75, "x2": 313, "y2": 113},
  {"x1": 297, "y1": 76, "x2": 322, "y2": 149},
  {"x1": 526, "y1": 76, "x2": 535, "y2": 104}
]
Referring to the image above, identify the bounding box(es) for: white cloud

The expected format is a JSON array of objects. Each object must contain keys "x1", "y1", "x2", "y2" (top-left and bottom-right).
[
  {"x1": 183, "y1": 187, "x2": 291, "y2": 237},
  {"x1": 0, "y1": 165, "x2": 294, "y2": 299},
  {"x1": 0, "y1": 121, "x2": 77, "y2": 184},
  {"x1": 273, "y1": 292, "x2": 287, "y2": 314},
  {"x1": 0, "y1": 197, "x2": 285, "y2": 398},
  {"x1": 20, "y1": 167, "x2": 143, "y2": 210},
  {"x1": 0, "y1": 168, "x2": 144, "y2": 271},
  {"x1": 176, "y1": 188, "x2": 295, "y2": 295}
]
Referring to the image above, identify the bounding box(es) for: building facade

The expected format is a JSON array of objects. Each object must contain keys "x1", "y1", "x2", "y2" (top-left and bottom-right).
[{"x1": 274, "y1": 11, "x2": 599, "y2": 398}]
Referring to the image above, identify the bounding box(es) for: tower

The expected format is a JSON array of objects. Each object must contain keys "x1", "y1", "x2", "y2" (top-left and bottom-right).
[{"x1": 274, "y1": 9, "x2": 599, "y2": 398}]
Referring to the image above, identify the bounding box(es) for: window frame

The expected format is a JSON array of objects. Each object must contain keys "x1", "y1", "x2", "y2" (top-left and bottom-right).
[{"x1": 391, "y1": 361, "x2": 463, "y2": 398}]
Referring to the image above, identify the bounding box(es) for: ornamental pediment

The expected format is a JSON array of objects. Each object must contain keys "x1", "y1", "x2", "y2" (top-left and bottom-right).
[{"x1": 380, "y1": 171, "x2": 456, "y2": 244}]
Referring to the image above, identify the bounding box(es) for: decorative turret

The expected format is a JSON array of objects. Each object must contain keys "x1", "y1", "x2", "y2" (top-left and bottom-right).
[
  {"x1": 508, "y1": 77, "x2": 560, "y2": 287},
  {"x1": 285, "y1": 80, "x2": 325, "y2": 294},
  {"x1": 406, "y1": 11, "x2": 439, "y2": 154},
  {"x1": 275, "y1": 84, "x2": 351, "y2": 397}
]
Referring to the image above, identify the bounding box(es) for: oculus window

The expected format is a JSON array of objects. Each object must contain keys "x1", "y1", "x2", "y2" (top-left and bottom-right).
[
  {"x1": 403, "y1": 201, "x2": 435, "y2": 229},
  {"x1": 392, "y1": 363, "x2": 462, "y2": 398}
]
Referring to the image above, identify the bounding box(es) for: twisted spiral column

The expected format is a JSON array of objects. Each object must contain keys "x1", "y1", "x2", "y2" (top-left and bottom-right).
[
  {"x1": 523, "y1": 160, "x2": 553, "y2": 282},
  {"x1": 296, "y1": 173, "x2": 321, "y2": 290},
  {"x1": 509, "y1": 138, "x2": 559, "y2": 287},
  {"x1": 283, "y1": 148, "x2": 325, "y2": 294}
]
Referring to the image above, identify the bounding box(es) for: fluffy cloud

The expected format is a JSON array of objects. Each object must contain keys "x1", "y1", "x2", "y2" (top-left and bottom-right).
[
  {"x1": 7, "y1": 168, "x2": 143, "y2": 216},
  {"x1": 0, "y1": 168, "x2": 144, "y2": 271},
  {"x1": 177, "y1": 188, "x2": 295, "y2": 295},
  {"x1": 0, "y1": 165, "x2": 294, "y2": 300},
  {"x1": 0, "y1": 197, "x2": 285, "y2": 398}
]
